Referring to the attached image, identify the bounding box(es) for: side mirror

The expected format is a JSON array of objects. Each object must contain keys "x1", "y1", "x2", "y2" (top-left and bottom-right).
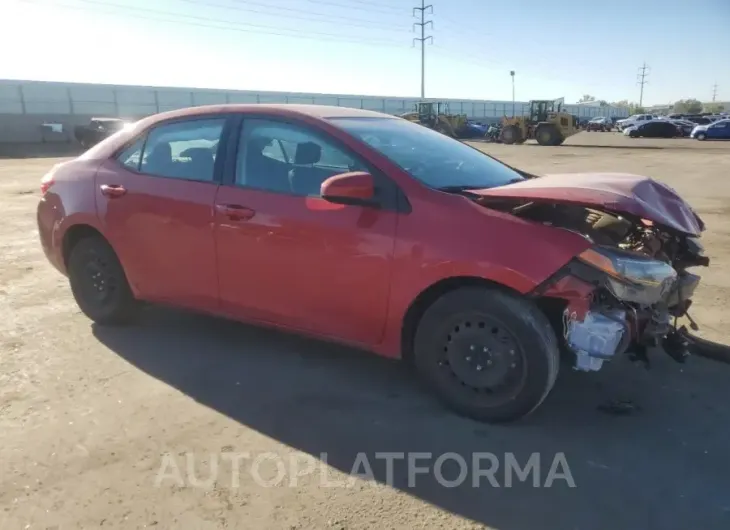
[{"x1": 320, "y1": 171, "x2": 377, "y2": 207}]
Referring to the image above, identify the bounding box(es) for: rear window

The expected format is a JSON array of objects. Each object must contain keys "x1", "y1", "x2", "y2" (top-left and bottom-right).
[{"x1": 114, "y1": 118, "x2": 225, "y2": 182}]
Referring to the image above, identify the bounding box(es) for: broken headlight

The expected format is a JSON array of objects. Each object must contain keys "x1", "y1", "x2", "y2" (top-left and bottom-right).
[{"x1": 578, "y1": 246, "x2": 677, "y2": 305}]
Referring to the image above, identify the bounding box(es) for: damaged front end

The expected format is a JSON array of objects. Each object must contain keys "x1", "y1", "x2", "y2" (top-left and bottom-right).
[{"x1": 522, "y1": 204, "x2": 710, "y2": 372}]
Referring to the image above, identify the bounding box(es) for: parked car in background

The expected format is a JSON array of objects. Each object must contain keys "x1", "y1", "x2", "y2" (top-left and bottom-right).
[
  {"x1": 37, "y1": 104, "x2": 709, "y2": 423},
  {"x1": 691, "y1": 119, "x2": 730, "y2": 140},
  {"x1": 585, "y1": 117, "x2": 613, "y2": 132},
  {"x1": 623, "y1": 120, "x2": 680, "y2": 138},
  {"x1": 74, "y1": 118, "x2": 131, "y2": 149},
  {"x1": 684, "y1": 116, "x2": 713, "y2": 125},
  {"x1": 616, "y1": 114, "x2": 658, "y2": 130},
  {"x1": 668, "y1": 119, "x2": 697, "y2": 137}
]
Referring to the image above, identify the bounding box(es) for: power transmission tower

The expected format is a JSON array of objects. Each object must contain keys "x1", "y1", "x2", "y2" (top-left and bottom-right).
[
  {"x1": 413, "y1": 0, "x2": 433, "y2": 99},
  {"x1": 637, "y1": 63, "x2": 650, "y2": 107},
  {"x1": 712, "y1": 83, "x2": 718, "y2": 102}
]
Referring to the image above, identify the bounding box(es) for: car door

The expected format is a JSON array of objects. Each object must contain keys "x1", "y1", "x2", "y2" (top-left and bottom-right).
[
  {"x1": 96, "y1": 116, "x2": 229, "y2": 310},
  {"x1": 642, "y1": 122, "x2": 659, "y2": 137},
  {"x1": 708, "y1": 121, "x2": 730, "y2": 139},
  {"x1": 663, "y1": 121, "x2": 679, "y2": 137},
  {"x1": 213, "y1": 116, "x2": 399, "y2": 345}
]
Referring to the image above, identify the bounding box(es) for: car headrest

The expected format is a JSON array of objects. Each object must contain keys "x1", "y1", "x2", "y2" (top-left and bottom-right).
[
  {"x1": 294, "y1": 142, "x2": 321, "y2": 165},
  {"x1": 148, "y1": 142, "x2": 171, "y2": 163}
]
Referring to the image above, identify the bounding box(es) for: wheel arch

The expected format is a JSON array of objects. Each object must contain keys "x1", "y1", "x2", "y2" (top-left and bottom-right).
[
  {"x1": 400, "y1": 276, "x2": 520, "y2": 363},
  {"x1": 62, "y1": 223, "x2": 111, "y2": 267}
]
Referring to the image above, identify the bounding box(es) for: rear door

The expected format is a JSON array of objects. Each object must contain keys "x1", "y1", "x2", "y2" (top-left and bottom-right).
[{"x1": 96, "y1": 116, "x2": 230, "y2": 310}]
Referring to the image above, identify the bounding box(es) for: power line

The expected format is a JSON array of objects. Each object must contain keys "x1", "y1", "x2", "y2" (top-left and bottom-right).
[
  {"x1": 637, "y1": 63, "x2": 650, "y2": 107},
  {"x1": 223, "y1": 0, "x2": 406, "y2": 28},
  {"x1": 412, "y1": 0, "x2": 433, "y2": 99},
  {"x1": 178, "y1": 0, "x2": 407, "y2": 32},
  {"x1": 22, "y1": 0, "x2": 407, "y2": 47},
  {"x1": 429, "y1": 45, "x2": 606, "y2": 90},
  {"x1": 343, "y1": 0, "x2": 411, "y2": 11},
  {"x1": 302, "y1": 0, "x2": 409, "y2": 15}
]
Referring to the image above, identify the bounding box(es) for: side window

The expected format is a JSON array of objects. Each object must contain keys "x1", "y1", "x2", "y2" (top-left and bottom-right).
[
  {"x1": 139, "y1": 118, "x2": 225, "y2": 182},
  {"x1": 236, "y1": 119, "x2": 366, "y2": 197},
  {"x1": 116, "y1": 137, "x2": 145, "y2": 171}
]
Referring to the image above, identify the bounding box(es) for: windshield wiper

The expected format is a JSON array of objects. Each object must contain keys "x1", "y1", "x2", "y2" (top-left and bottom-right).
[{"x1": 436, "y1": 185, "x2": 485, "y2": 197}]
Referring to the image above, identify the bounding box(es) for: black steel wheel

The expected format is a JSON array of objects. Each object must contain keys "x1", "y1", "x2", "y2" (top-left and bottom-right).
[
  {"x1": 67, "y1": 236, "x2": 138, "y2": 325},
  {"x1": 413, "y1": 287, "x2": 559, "y2": 423}
]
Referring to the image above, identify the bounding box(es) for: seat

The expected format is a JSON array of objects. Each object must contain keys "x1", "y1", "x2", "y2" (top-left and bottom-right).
[
  {"x1": 180, "y1": 147, "x2": 215, "y2": 180},
  {"x1": 143, "y1": 142, "x2": 172, "y2": 175},
  {"x1": 243, "y1": 137, "x2": 291, "y2": 193},
  {"x1": 288, "y1": 141, "x2": 331, "y2": 196}
]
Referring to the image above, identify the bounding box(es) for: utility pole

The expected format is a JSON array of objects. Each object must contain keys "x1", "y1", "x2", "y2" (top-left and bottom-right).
[
  {"x1": 413, "y1": 0, "x2": 433, "y2": 100},
  {"x1": 637, "y1": 63, "x2": 650, "y2": 107},
  {"x1": 712, "y1": 82, "x2": 718, "y2": 102},
  {"x1": 510, "y1": 71, "x2": 515, "y2": 116}
]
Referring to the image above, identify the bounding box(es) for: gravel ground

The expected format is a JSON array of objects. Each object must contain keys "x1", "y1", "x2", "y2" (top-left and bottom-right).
[{"x1": 1, "y1": 132, "x2": 730, "y2": 530}]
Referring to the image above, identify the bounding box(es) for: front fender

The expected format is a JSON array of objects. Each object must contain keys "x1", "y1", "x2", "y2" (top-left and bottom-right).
[{"x1": 375, "y1": 195, "x2": 593, "y2": 357}]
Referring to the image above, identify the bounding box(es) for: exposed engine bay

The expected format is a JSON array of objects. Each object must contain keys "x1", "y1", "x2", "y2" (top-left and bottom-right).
[{"x1": 492, "y1": 200, "x2": 710, "y2": 371}]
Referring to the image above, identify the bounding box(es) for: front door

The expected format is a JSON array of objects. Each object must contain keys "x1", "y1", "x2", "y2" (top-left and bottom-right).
[
  {"x1": 213, "y1": 116, "x2": 398, "y2": 345},
  {"x1": 96, "y1": 117, "x2": 227, "y2": 310},
  {"x1": 708, "y1": 121, "x2": 730, "y2": 139}
]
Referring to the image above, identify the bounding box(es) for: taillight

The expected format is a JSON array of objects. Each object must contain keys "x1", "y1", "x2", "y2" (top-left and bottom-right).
[{"x1": 40, "y1": 173, "x2": 55, "y2": 195}]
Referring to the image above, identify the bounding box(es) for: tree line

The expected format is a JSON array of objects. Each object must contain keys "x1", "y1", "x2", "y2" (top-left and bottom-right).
[{"x1": 576, "y1": 95, "x2": 724, "y2": 115}]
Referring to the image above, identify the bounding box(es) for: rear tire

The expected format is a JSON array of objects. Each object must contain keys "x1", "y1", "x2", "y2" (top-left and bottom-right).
[
  {"x1": 67, "y1": 236, "x2": 138, "y2": 325},
  {"x1": 413, "y1": 287, "x2": 560, "y2": 423}
]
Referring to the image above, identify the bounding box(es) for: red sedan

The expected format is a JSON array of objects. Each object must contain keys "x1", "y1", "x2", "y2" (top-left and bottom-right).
[{"x1": 37, "y1": 104, "x2": 709, "y2": 422}]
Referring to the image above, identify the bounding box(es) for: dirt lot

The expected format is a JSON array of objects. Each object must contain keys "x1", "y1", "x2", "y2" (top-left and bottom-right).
[{"x1": 2, "y1": 132, "x2": 730, "y2": 530}]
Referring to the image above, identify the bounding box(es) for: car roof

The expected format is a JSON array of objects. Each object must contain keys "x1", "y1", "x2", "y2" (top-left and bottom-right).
[
  {"x1": 136, "y1": 104, "x2": 393, "y2": 128},
  {"x1": 82, "y1": 104, "x2": 399, "y2": 160}
]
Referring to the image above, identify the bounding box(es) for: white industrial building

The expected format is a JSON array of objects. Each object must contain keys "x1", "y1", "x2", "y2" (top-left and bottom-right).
[{"x1": 0, "y1": 79, "x2": 629, "y2": 144}]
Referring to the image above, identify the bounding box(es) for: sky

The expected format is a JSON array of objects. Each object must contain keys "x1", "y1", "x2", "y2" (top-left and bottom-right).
[{"x1": 1, "y1": 0, "x2": 729, "y2": 105}]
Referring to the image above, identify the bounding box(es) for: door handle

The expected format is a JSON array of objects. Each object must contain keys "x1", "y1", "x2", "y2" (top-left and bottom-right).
[
  {"x1": 215, "y1": 203, "x2": 256, "y2": 221},
  {"x1": 100, "y1": 184, "x2": 127, "y2": 198}
]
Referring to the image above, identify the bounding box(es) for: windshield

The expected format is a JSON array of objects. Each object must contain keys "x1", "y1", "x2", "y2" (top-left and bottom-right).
[{"x1": 330, "y1": 117, "x2": 524, "y2": 190}]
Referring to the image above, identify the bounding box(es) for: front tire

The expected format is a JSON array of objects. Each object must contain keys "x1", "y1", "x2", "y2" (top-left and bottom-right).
[
  {"x1": 535, "y1": 124, "x2": 563, "y2": 146},
  {"x1": 500, "y1": 125, "x2": 522, "y2": 145},
  {"x1": 413, "y1": 287, "x2": 560, "y2": 423},
  {"x1": 67, "y1": 236, "x2": 138, "y2": 325},
  {"x1": 696, "y1": 132, "x2": 707, "y2": 141}
]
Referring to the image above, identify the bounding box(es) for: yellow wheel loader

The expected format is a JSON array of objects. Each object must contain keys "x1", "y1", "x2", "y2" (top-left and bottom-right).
[
  {"x1": 500, "y1": 100, "x2": 579, "y2": 146},
  {"x1": 401, "y1": 102, "x2": 468, "y2": 138}
]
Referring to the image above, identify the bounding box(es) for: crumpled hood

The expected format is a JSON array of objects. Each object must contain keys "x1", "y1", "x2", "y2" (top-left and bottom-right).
[{"x1": 474, "y1": 172, "x2": 705, "y2": 236}]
